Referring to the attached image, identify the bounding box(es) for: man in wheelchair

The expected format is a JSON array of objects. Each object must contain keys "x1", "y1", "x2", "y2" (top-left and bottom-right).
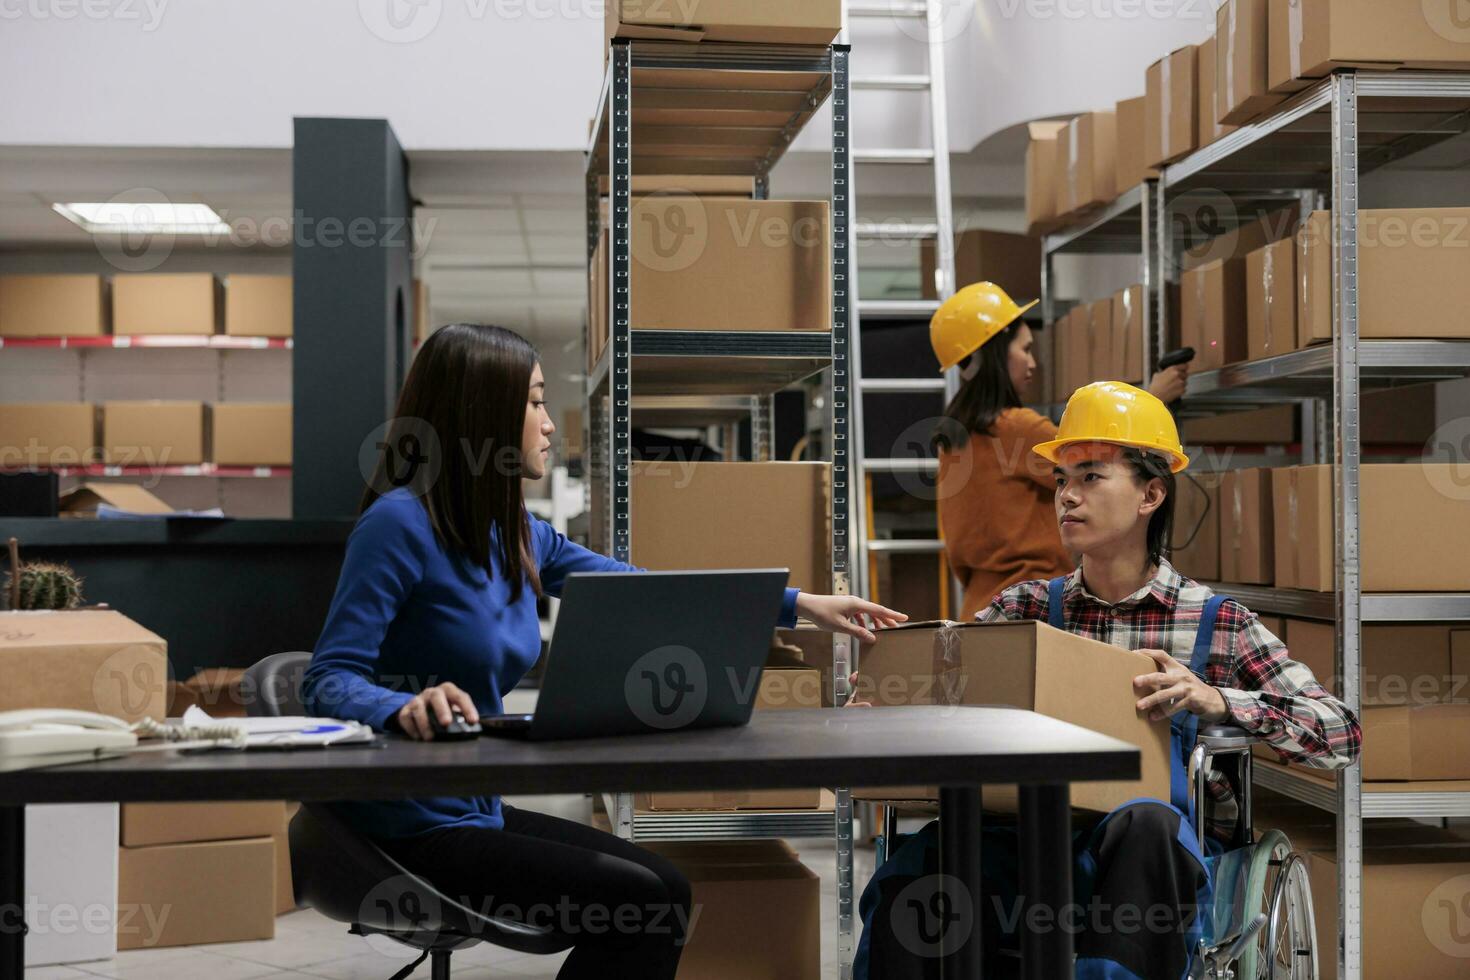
[{"x1": 856, "y1": 382, "x2": 1362, "y2": 980}]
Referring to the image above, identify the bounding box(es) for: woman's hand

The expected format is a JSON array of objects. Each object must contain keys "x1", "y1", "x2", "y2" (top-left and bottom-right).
[
  {"x1": 1132, "y1": 649, "x2": 1228, "y2": 723},
  {"x1": 795, "y1": 593, "x2": 907, "y2": 644},
  {"x1": 1147, "y1": 364, "x2": 1189, "y2": 404},
  {"x1": 843, "y1": 672, "x2": 871, "y2": 708},
  {"x1": 396, "y1": 682, "x2": 480, "y2": 740}
]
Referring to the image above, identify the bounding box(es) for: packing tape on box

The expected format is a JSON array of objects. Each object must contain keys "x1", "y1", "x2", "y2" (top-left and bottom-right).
[
  {"x1": 1225, "y1": 1, "x2": 1238, "y2": 112},
  {"x1": 1288, "y1": 0, "x2": 1303, "y2": 81},
  {"x1": 1067, "y1": 121, "x2": 1080, "y2": 213},
  {"x1": 1287, "y1": 468, "x2": 1300, "y2": 587},
  {"x1": 932, "y1": 622, "x2": 965, "y2": 708},
  {"x1": 1231, "y1": 476, "x2": 1244, "y2": 572},
  {"x1": 1160, "y1": 56, "x2": 1172, "y2": 161},
  {"x1": 1263, "y1": 243, "x2": 1275, "y2": 353},
  {"x1": 1299, "y1": 229, "x2": 1312, "y2": 333},
  {"x1": 1194, "y1": 268, "x2": 1207, "y2": 344}
]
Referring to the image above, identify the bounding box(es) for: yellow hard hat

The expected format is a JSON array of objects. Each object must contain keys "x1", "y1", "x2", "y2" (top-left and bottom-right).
[
  {"x1": 929, "y1": 281, "x2": 1040, "y2": 372},
  {"x1": 1033, "y1": 381, "x2": 1190, "y2": 474}
]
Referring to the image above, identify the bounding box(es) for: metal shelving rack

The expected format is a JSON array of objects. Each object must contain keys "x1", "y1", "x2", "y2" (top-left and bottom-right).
[
  {"x1": 1149, "y1": 71, "x2": 1470, "y2": 980},
  {"x1": 583, "y1": 38, "x2": 861, "y2": 973}
]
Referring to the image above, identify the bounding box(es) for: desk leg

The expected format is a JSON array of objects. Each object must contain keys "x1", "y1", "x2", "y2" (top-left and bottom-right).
[
  {"x1": 1, "y1": 805, "x2": 24, "y2": 977},
  {"x1": 1019, "y1": 784, "x2": 1071, "y2": 980},
  {"x1": 938, "y1": 786, "x2": 982, "y2": 979}
]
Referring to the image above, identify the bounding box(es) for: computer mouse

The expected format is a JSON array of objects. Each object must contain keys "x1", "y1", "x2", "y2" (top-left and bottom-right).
[{"x1": 428, "y1": 708, "x2": 482, "y2": 741}]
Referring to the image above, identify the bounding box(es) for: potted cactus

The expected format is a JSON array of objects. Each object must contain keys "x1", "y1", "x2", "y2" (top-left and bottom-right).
[{"x1": 5, "y1": 537, "x2": 86, "y2": 611}]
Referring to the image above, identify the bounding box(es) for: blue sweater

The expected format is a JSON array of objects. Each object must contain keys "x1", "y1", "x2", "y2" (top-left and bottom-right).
[{"x1": 304, "y1": 488, "x2": 801, "y2": 839}]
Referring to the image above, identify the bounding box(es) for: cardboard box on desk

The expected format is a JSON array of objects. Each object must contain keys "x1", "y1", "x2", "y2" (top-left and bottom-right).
[
  {"x1": 628, "y1": 461, "x2": 830, "y2": 594},
  {"x1": 1055, "y1": 111, "x2": 1117, "y2": 219},
  {"x1": 1219, "y1": 468, "x2": 1274, "y2": 585},
  {"x1": 1113, "y1": 96, "x2": 1156, "y2": 198},
  {"x1": 1269, "y1": 0, "x2": 1470, "y2": 96},
  {"x1": 102, "y1": 400, "x2": 207, "y2": 467},
  {"x1": 0, "y1": 274, "x2": 109, "y2": 337},
  {"x1": 1298, "y1": 208, "x2": 1470, "y2": 346},
  {"x1": 851, "y1": 620, "x2": 1172, "y2": 813},
  {"x1": 1025, "y1": 121, "x2": 1069, "y2": 236},
  {"x1": 920, "y1": 229, "x2": 1041, "y2": 304},
  {"x1": 0, "y1": 610, "x2": 167, "y2": 722},
  {"x1": 0, "y1": 402, "x2": 98, "y2": 468},
  {"x1": 606, "y1": 0, "x2": 839, "y2": 47},
  {"x1": 1217, "y1": 0, "x2": 1283, "y2": 125},
  {"x1": 113, "y1": 273, "x2": 221, "y2": 336},
  {"x1": 1145, "y1": 46, "x2": 1198, "y2": 168},
  {"x1": 117, "y1": 836, "x2": 275, "y2": 949},
  {"x1": 1246, "y1": 237, "x2": 1296, "y2": 361},
  {"x1": 1170, "y1": 471, "x2": 1223, "y2": 582},
  {"x1": 212, "y1": 403, "x2": 292, "y2": 466},
  {"x1": 224, "y1": 275, "x2": 291, "y2": 338},
  {"x1": 1180, "y1": 258, "x2": 1248, "y2": 372},
  {"x1": 643, "y1": 840, "x2": 820, "y2": 980},
  {"x1": 1273, "y1": 464, "x2": 1470, "y2": 592}
]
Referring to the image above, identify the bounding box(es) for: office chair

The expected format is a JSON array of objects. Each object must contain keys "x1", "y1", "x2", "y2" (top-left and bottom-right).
[{"x1": 245, "y1": 652, "x2": 574, "y2": 980}]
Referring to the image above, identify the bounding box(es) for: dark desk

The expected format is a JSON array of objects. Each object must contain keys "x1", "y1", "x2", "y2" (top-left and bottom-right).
[{"x1": 0, "y1": 706, "x2": 1139, "y2": 979}]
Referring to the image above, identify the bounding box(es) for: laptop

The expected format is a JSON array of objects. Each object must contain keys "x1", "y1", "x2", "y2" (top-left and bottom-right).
[{"x1": 480, "y1": 569, "x2": 790, "y2": 741}]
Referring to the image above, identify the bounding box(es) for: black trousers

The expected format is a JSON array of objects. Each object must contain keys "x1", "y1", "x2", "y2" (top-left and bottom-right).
[{"x1": 378, "y1": 804, "x2": 692, "y2": 980}]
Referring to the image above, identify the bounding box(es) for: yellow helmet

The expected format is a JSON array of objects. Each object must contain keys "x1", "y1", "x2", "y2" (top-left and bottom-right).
[
  {"x1": 929, "y1": 281, "x2": 1040, "y2": 372},
  {"x1": 1033, "y1": 381, "x2": 1190, "y2": 474}
]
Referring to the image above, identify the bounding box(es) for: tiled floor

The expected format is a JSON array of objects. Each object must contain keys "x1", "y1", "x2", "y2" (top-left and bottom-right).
[{"x1": 26, "y1": 793, "x2": 882, "y2": 980}]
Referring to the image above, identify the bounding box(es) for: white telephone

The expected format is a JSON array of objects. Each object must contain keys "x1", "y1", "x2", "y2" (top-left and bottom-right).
[{"x1": 0, "y1": 709, "x2": 139, "y2": 771}]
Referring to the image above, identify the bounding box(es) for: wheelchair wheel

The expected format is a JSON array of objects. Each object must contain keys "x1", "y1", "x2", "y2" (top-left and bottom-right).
[{"x1": 1237, "y1": 830, "x2": 1317, "y2": 979}]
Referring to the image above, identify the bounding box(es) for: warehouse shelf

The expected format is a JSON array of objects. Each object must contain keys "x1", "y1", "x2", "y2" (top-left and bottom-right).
[
  {"x1": 584, "y1": 329, "x2": 833, "y2": 398},
  {"x1": 856, "y1": 299, "x2": 939, "y2": 319},
  {"x1": 865, "y1": 539, "x2": 943, "y2": 555},
  {"x1": 2, "y1": 464, "x2": 289, "y2": 479},
  {"x1": 1255, "y1": 759, "x2": 1470, "y2": 820},
  {"x1": 0, "y1": 335, "x2": 292, "y2": 350},
  {"x1": 1042, "y1": 183, "x2": 1145, "y2": 255},
  {"x1": 1183, "y1": 340, "x2": 1470, "y2": 404},
  {"x1": 860, "y1": 378, "x2": 946, "y2": 394},
  {"x1": 601, "y1": 794, "x2": 836, "y2": 841},
  {"x1": 1199, "y1": 582, "x2": 1470, "y2": 623},
  {"x1": 862, "y1": 458, "x2": 938, "y2": 474},
  {"x1": 585, "y1": 41, "x2": 834, "y2": 178},
  {"x1": 629, "y1": 394, "x2": 769, "y2": 428}
]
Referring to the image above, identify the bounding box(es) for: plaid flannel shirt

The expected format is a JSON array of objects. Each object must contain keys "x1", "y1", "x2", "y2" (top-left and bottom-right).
[{"x1": 977, "y1": 559, "x2": 1361, "y2": 836}]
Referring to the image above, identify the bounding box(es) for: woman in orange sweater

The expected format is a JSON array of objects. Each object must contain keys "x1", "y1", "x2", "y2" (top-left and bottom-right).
[{"x1": 932, "y1": 282, "x2": 1188, "y2": 618}]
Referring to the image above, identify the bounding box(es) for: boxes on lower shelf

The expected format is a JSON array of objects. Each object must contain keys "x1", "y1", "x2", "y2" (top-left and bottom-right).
[
  {"x1": 623, "y1": 461, "x2": 831, "y2": 594},
  {"x1": 224, "y1": 275, "x2": 292, "y2": 338},
  {"x1": 1110, "y1": 285, "x2": 1145, "y2": 385},
  {"x1": 1272, "y1": 464, "x2": 1470, "y2": 591},
  {"x1": 642, "y1": 839, "x2": 820, "y2": 980},
  {"x1": 1269, "y1": 0, "x2": 1470, "y2": 94},
  {"x1": 1170, "y1": 471, "x2": 1223, "y2": 582},
  {"x1": 117, "y1": 836, "x2": 275, "y2": 950},
  {"x1": 853, "y1": 620, "x2": 1171, "y2": 812},
  {"x1": 920, "y1": 229, "x2": 1041, "y2": 304},
  {"x1": 1180, "y1": 257, "x2": 1247, "y2": 372},
  {"x1": 1181, "y1": 405, "x2": 1297, "y2": 445},
  {"x1": 112, "y1": 273, "x2": 221, "y2": 336},
  {"x1": 0, "y1": 274, "x2": 109, "y2": 337},
  {"x1": 211, "y1": 403, "x2": 292, "y2": 466},
  {"x1": 122, "y1": 801, "x2": 286, "y2": 848},
  {"x1": 1284, "y1": 619, "x2": 1468, "y2": 707},
  {"x1": 0, "y1": 402, "x2": 98, "y2": 467},
  {"x1": 102, "y1": 400, "x2": 207, "y2": 467},
  {"x1": 1219, "y1": 468, "x2": 1274, "y2": 585},
  {"x1": 0, "y1": 610, "x2": 167, "y2": 722},
  {"x1": 1246, "y1": 237, "x2": 1297, "y2": 361}
]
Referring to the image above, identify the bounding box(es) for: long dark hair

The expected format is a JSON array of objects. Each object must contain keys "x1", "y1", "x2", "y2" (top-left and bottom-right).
[
  {"x1": 1121, "y1": 448, "x2": 1176, "y2": 567},
  {"x1": 361, "y1": 323, "x2": 543, "y2": 601},
  {"x1": 931, "y1": 321, "x2": 1024, "y2": 453}
]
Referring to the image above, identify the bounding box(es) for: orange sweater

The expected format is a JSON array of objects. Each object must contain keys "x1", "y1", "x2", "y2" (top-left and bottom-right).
[{"x1": 937, "y1": 408, "x2": 1073, "y2": 619}]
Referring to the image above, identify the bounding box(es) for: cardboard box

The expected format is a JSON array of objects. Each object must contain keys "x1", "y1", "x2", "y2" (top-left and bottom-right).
[
  {"x1": 0, "y1": 610, "x2": 167, "y2": 722},
  {"x1": 1056, "y1": 111, "x2": 1117, "y2": 218},
  {"x1": 1180, "y1": 257, "x2": 1247, "y2": 372},
  {"x1": 644, "y1": 840, "x2": 820, "y2": 980},
  {"x1": 1170, "y1": 471, "x2": 1223, "y2": 581},
  {"x1": 561, "y1": 407, "x2": 584, "y2": 460},
  {"x1": 175, "y1": 667, "x2": 250, "y2": 718},
  {"x1": 1182, "y1": 404, "x2": 1297, "y2": 445},
  {"x1": 1286, "y1": 619, "x2": 1461, "y2": 706},
  {"x1": 0, "y1": 274, "x2": 108, "y2": 337},
  {"x1": 1195, "y1": 36, "x2": 1236, "y2": 149},
  {"x1": 1453, "y1": 631, "x2": 1470, "y2": 703},
  {"x1": 25, "y1": 804, "x2": 118, "y2": 967},
  {"x1": 920, "y1": 229, "x2": 1041, "y2": 303},
  {"x1": 1145, "y1": 46, "x2": 1198, "y2": 168},
  {"x1": 873, "y1": 551, "x2": 945, "y2": 624},
  {"x1": 224, "y1": 275, "x2": 291, "y2": 338},
  {"x1": 1310, "y1": 846, "x2": 1470, "y2": 980},
  {"x1": 1025, "y1": 121, "x2": 1069, "y2": 236},
  {"x1": 1217, "y1": 0, "x2": 1282, "y2": 124},
  {"x1": 113, "y1": 273, "x2": 221, "y2": 335},
  {"x1": 413, "y1": 278, "x2": 430, "y2": 344},
  {"x1": 853, "y1": 620, "x2": 1172, "y2": 812},
  {"x1": 273, "y1": 822, "x2": 295, "y2": 915},
  {"x1": 1273, "y1": 464, "x2": 1470, "y2": 592},
  {"x1": 122, "y1": 802, "x2": 287, "y2": 848},
  {"x1": 117, "y1": 837, "x2": 275, "y2": 949},
  {"x1": 1111, "y1": 286, "x2": 1145, "y2": 385},
  {"x1": 1362, "y1": 384, "x2": 1437, "y2": 446},
  {"x1": 606, "y1": 0, "x2": 840, "y2": 47},
  {"x1": 211, "y1": 403, "x2": 292, "y2": 467},
  {"x1": 0, "y1": 402, "x2": 98, "y2": 468},
  {"x1": 1362, "y1": 705, "x2": 1470, "y2": 780},
  {"x1": 1089, "y1": 298, "x2": 1115, "y2": 383},
  {"x1": 102, "y1": 400, "x2": 207, "y2": 467},
  {"x1": 1269, "y1": 0, "x2": 1470, "y2": 95},
  {"x1": 1219, "y1": 468, "x2": 1274, "y2": 584},
  {"x1": 1246, "y1": 237, "x2": 1296, "y2": 361},
  {"x1": 587, "y1": 229, "x2": 606, "y2": 371},
  {"x1": 1178, "y1": 207, "x2": 1297, "y2": 274},
  {"x1": 60, "y1": 482, "x2": 173, "y2": 517},
  {"x1": 585, "y1": 199, "x2": 829, "y2": 353},
  {"x1": 1112, "y1": 96, "x2": 1154, "y2": 198},
  {"x1": 628, "y1": 462, "x2": 830, "y2": 594},
  {"x1": 1298, "y1": 208, "x2": 1470, "y2": 346},
  {"x1": 596, "y1": 175, "x2": 756, "y2": 199}
]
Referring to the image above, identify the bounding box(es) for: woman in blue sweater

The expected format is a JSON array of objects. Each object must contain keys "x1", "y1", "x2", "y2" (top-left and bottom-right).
[{"x1": 304, "y1": 323, "x2": 905, "y2": 978}]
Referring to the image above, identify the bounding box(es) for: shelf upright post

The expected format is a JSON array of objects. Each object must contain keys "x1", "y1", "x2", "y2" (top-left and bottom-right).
[
  {"x1": 1153, "y1": 177, "x2": 1171, "y2": 390},
  {"x1": 1329, "y1": 70, "x2": 1364, "y2": 980},
  {"x1": 830, "y1": 41, "x2": 858, "y2": 978},
  {"x1": 1141, "y1": 178, "x2": 1160, "y2": 387}
]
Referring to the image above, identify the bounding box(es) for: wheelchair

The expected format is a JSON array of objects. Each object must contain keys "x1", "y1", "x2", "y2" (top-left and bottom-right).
[{"x1": 873, "y1": 724, "x2": 1319, "y2": 980}]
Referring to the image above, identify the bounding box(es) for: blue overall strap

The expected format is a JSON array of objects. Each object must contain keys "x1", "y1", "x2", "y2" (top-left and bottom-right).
[
  {"x1": 1046, "y1": 576, "x2": 1068, "y2": 630},
  {"x1": 1169, "y1": 594, "x2": 1231, "y2": 815}
]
